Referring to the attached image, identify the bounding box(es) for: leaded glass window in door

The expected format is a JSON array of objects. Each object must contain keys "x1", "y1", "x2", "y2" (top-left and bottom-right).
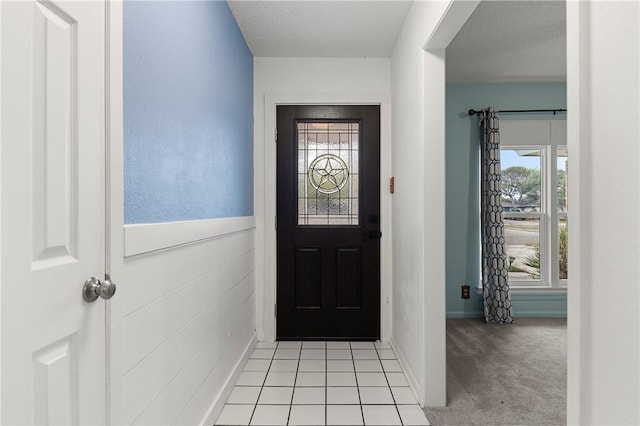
[{"x1": 297, "y1": 122, "x2": 359, "y2": 225}]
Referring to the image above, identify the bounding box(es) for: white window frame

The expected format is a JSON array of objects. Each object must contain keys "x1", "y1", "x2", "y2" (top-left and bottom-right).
[
  {"x1": 498, "y1": 120, "x2": 568, "y2": 289},
  {"x1": 553, "y1": 145, "x2": 568, "y2": 287}
]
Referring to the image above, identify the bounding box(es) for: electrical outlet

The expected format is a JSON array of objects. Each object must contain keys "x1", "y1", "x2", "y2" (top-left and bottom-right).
[{"x1": 461, "y1": 285, "x2": 470, "y2": 299}]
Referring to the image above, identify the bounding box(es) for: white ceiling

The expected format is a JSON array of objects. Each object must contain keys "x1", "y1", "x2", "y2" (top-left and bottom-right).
[
  {"x1": 227, "y1": 0, "x2": 566, "y2": 81},
  {"x1": 227, "y1": 1, "x2": 413, "y2": 57},
  {"x1": 446, "y1": 0, "x2": 566, "y2": 83}
]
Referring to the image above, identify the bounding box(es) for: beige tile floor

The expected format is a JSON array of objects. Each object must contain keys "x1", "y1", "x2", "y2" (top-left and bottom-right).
[{"x1": 215, "y1": 341, "x2": 430, "y2": 426}]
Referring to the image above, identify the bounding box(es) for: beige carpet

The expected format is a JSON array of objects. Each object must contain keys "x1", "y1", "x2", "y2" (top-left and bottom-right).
[{"x1": 424, "y1": 318, "x2": 566, "y2": 426}]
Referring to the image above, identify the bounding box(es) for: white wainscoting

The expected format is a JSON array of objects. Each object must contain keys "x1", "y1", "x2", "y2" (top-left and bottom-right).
[
  {"x1": 120, "y1": 219, "x2": 256, "y2": 425},
  {"x1": 124, "y1": 216, "x2": 255, "y2": 256}
]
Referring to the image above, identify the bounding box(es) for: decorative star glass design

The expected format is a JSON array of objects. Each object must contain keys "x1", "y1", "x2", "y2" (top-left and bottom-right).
[
  {"x1": 308, "y1": 154, "x2": 349, "y2": 194},
  {"x1": 297, "y1": 122, "x2": 359, "y2": 226}
]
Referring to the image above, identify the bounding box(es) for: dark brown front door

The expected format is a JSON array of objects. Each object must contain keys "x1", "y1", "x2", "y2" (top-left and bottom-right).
[{"x1": 276, "y1": 105, "x2": 381, "y2": 340}]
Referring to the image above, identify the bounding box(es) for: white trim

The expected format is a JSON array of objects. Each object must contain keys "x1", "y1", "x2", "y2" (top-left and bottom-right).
[
  {"x1": 104, "y1": 2, "x2": 113, "y2": 423},
  {"x1": 0, "y1": 0, "x2": 4, "y2": 419},
  {"x1": 390, "y1": 338, "x2": 422, "y2": 406},
  {"x1": 107, "y1": 1, "x2": 124, "y2": 424},
  {"x1": 258, "y1": 92, "x2": 393, "y2": 343},
  {"x1": 124, "y1": 216, "x2": 256, "y2": 257},
  {"x1": 477, "y1": 286, "x2": 568, "y2": 295},
  {"x1": 510, "y1": 288, "x2": 567, "y2": 294},
  {"x1": 566, "y1": 2, "x2": 590, "y2": 422},
  {"x1": 420, "y1": 0, "x2": 480, "y2": 408},
  {"x1": 446, "y1": 310, "x2": 567, "y2": 319},
  {"x1": 424, "y1": 0, "x2": 481, "y2": 50},
  {"x1": 200, "y1": 333, "x2": 257, "y2": 426},
  {"x1": 513, "y1": 311, "x2": 567, "y2": 318},
  {"x1": 446, "y1": 311, "x2": 478, "y2": 319}
]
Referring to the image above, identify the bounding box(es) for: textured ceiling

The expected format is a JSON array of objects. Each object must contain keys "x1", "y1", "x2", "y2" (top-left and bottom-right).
[
  {"x1": 227, "y1": 1, "x2": 413, "y2": 57},
  {"x1": 447, "y1": 0, "x2": 566, "y2": 83}
]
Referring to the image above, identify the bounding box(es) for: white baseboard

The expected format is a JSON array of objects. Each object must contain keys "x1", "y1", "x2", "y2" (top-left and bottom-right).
[
  {"x1": 390, "y1": 338, "x2": 422, "y2": 407},
  {"x1": 515, "y1": 311, "x2": 567, "y2": 318},
  {"x1": 446, "y1": 310, "x2": 567, "y2": 318},
  {"x1": 446, "y1": 311, "x2": 482, "y2": 319},
  {"x1": 200, "y1": 332, "x2": 257, "y2": 426}
]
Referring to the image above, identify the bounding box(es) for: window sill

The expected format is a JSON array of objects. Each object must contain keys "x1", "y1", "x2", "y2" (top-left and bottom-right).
[
  {"x1": 510, "y1": 287, "x2": 567, "y2": 295},
  {"x1": 476, "y1": 286, "x2": 567, "y2": 295}
]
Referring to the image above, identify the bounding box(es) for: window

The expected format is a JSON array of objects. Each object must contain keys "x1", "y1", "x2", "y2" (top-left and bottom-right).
[
  {"x1": 297, "y1": 122, "x2": 359, "y2": 225},
  {"x1": 499, "y1": 121, "x2": 568, "y2": 288},
  {"x1": 557, "y1": 148, "x2": 568, "y2": 280}
]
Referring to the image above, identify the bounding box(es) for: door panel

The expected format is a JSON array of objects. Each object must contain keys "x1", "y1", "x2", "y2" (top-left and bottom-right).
[
  {"x1": 295, "y1": 248, "x2": 321, "y2": 309},
  {"x1": 336, "y1": 248, "x2": 362, "y2": 309},
  {"x1": 31, "y1": 0, "x2": 79, "y2": 267},
  {"x1": 1, "y1": 1, "x2": 106, "y2": 423},
  {"x1": 32, "y1": 336, "x2": 77, "y2": 425},
  {"x1": 277, "y1": 105, "x2": 380, "y2": 340}
]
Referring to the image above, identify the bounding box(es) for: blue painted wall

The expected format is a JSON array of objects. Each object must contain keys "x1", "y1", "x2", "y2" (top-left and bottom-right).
[
  {"x1": 446, "y1": 83, "x2": 567, "y2": 318},
  {"x1": 124, "y1": 1, "x2": 253, "y2": 224}
]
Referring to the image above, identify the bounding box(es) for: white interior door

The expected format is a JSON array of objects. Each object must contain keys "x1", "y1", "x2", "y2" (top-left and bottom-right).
[{"x1": 1, "y1": 1, "x2": 107, "y2": 424}]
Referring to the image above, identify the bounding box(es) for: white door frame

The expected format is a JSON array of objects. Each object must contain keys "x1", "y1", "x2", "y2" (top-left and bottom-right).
[
  {"x1": 418, "y1": 0, "x2": 481, "y2": 406},
  {"x1": 106, "y1": 0, "x2": 125, "y2": 424},
  {"x1": 421, "y1": 1, "x2": 601, "y2": 420},
  {"x1": 257, "y1": 93, "x2": 393, "y2": 343},
  {"x1": 1, "y1": 2, "x2": 4, "y2": 420}
]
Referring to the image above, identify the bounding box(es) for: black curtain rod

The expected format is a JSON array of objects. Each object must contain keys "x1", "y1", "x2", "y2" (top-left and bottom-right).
[{"x1": 467, "y1": 108, "x2": 567, "y2": 116}]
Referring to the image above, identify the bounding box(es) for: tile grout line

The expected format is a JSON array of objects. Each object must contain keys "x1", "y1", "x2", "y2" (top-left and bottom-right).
[
  {"x1": 325, "y1": 342, "x2": 328, "y2": 426},
  {"x1": 225, "y1": 342, "x2": 415, "y2": 426},
  {"x1": 248, "y1": 343, "x2": 278, "y2": 426},
  {"x1": 287, "y1": 342, "x2": 303, "y2": 425},
  {"x1": 349, "y1": 341, "x2": 365, "y2": 425},
  {"x1": 377, "y1": 345, "x2": 403, "y2": 426}
]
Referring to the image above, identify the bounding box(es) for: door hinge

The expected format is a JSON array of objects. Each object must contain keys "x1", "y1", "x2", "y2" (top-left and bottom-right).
[
  {"x1": 275, "y1": 216, "x2": 278, "y2": 230},
  {"x1": 274, "y1": 304, "x2": 277, "y2": 318},
  {"x1": 274, "y1": 128, "x2": 278, "y2": 143}
]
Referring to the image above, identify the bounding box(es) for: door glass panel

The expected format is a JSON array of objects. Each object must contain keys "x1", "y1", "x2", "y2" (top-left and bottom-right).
[{"x1": 297, "y1": 122, "x2": 359, "y2": 225}]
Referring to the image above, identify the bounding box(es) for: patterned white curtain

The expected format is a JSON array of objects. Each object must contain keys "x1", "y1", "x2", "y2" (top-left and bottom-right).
[{"x1": 480, "y1": 107, "x2": 514, "y2": 324}]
